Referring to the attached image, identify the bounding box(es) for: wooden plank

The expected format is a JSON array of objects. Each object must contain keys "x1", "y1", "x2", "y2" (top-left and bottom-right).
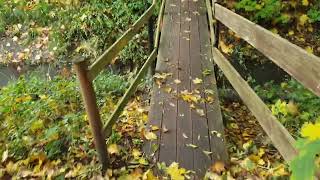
[
  {"x1": 88, "y1": 4, "x2": 156, "y2": 80},
  {"x1": 189, "y1": 0, "x2": 211, "y2": 176},
  {"x1": 144, "y1": 1, "x2": 174, "y2": 162},
  {"x1": 211, "y1": 47, "x2": 298, "y2": 161},
  {"x1": 214, "y1": 4, "x2": 320, "y2": 97},
  {"x1": 176, "y1": 0, "x2": 194, "y2": 171},
  {"x1": 158, "y1": 0, "x2": 181, "y2": 164},
  {"x1": 202, "y1": 0, "x2": 228, "y2": 162},
  {"x1": 103, "y1": 50, "x2": 157, "y2": 135}
]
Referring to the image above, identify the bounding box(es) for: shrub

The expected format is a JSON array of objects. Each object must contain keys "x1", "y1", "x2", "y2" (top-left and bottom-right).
[{"x1": 0, "y1": 71, "x2": 128, "y2": 160}]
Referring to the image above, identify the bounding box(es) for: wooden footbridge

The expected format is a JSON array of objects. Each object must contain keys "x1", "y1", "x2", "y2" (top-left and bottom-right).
[{"x1": 73, "y1": 0, "x2": 320, "y2": 178}]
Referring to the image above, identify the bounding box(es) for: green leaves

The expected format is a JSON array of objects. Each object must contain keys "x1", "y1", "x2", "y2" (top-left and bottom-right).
[{"x1": 290, "y1": 139, "x2": 320, "y2": 180}]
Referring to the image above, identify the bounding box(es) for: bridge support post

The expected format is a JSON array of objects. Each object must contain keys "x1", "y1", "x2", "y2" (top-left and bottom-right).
[
  {"x1": 148, "y1": 16, "x2": 156, "y2": 77},
  {"x1": 74, "y1": 59, "x2": 109, "y2": 171}
]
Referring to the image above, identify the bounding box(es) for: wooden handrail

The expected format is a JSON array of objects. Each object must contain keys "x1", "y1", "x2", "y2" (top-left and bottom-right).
[
  {"x1": 103, "y1": 49, "x2": 158, "y2": 136},
  {"x1": 88, "y1": 3, "x2": 156, "y2": 80},
  {"x1": 205, "y1": 1, "x2": 301, "y2": 162},
  {"x1": 214, "y1": 4, "x2": 320, "y2": 97},
  {"x1": 74, "y1": 0, "x2": 166, "y2": 169},
  {"x1": 211, "y1": 48, "x2": 298, "y2": 161}
]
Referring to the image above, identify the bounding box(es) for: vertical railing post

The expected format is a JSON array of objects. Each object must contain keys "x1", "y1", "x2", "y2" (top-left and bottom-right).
[
  {"x1": 73, "y1": 58, "x2": 109, "y2": 171},
  {"x1": 148, "y1": 15, "x2": 156, "y2": 77}
]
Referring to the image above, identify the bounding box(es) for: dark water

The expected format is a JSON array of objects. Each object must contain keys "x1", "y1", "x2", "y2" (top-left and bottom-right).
[{"x1": 0, "y1": 64, "x2": 57, "y2": 87}]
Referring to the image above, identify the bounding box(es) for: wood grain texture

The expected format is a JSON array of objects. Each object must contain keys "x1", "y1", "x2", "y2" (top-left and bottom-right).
[
  {"x1": 145, "y1": 0, "x2": 228, "y2": 176},
  {"x1": 157, "y1": 0, "x2": 181, "y2": 164},
  {"x1": 211, "y1": 47, "x2": 298, "y2": 161},
  {"x1": 214, "y1": 4, "x2": 320, "y2": 97},
  {"x1": 176, "y1": 0, "x2": 194, "y2": 171},
  {"x1": 190, "y1": 0, "x2": 212, "y2": 176},
  {"x1": 200, "y1": 0, "x2": 229, "y2": 162}
]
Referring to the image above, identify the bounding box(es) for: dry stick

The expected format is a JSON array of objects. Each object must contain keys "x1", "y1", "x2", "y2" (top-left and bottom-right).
[{"x1": 74, "y1": 59, "x2": 109, "y2": 171}]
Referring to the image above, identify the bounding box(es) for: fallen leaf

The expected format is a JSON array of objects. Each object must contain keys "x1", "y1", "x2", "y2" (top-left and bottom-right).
[
  {"x1": 166, "y1": 162, "x2": 187, "y2": 180},
  {"x1": 219, "y1": 40, "x2": 233, "y2": 54},
  {"x1": 203, "y1": 150, "x2": 213, "y2": 156},
  {"x1": 151, "y1": 125, "x2": 160, "y2": 131},
  {"x1": 186, "y1": 144, "x2": 198, "y2": 148},
  {"x1": 107, "y1": 144, "x2": 119, "y2": 155},
  {"x1": 2, "y1": 150, "x2": 8, "y2": 162},
  {"x1": 302, "y1": 0, "x2": 309, "y2": 6},
  {"x1": 182, "y1": 133, "x2": 188, "y2": 139},
  {"x1": 145, "y1": 132, "x2": 157, "y2": 140},
  {"x1": 192, "y1": 78, "x2": 203, "y2": 84},
  {"x1": 196, "y1": 109, "x2": 205, "y2": 117},
  {"x1": 174, "y1": 79, "x2": 181, "y2": 84},
  {"x1": 211, "y1": 161, "x2": 225, "y2": 174},
  {"x1": 132, "y1": 149, "x2": 142, "y2": 159},
  {"x1": 163, "y1": 126, "x2": 169, "y2": 133},
  {"x1": 305, "y1": 46, "x2": 314, "y2": 54},
  {"x1": 299, "y1": 14, "x2": 309, "y2": 26}
]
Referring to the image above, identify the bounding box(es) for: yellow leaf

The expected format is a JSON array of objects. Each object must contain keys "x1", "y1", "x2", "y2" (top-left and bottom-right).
[
  {"x1": 180, "y1": 90, "x2": 201, "y2": 104},
  {"x1": 305, "y1": 46, "x2": 314, "y2": 54},
  {"x1": 6, "y1": 161, "x2": 18, "y2": 175},
  {"x1": 151, "y1": 125, "x2": 160, "y2": 131},
  {"x1": 107, "y1": 144, "x2": 119, "y2": 155},
  {"x1": 210, "y1": 161, "x2": 225, "y2": 174},
  {"x1": 301, "y1": 122, "x2": 320, "y2": 140},
  {"x1": 2, "y1": 150, "x2": 8, "y2": 163},
  {"x1": 302, "y1": 0, "x2": 309, "y2": 6},
  {"x1": 143, "y1": 169, "x2": 158, "y2": 180},
  {"x1": 192, "y1": 78, "x2": 203, "y2": 84},
  {"x1": 139, "y1": 158, "x2": 149, "y2": 165},
  {"x1": 186, "y1": 144, "x2": 198, "y2": 148},
  {"x1": 145, "y1": 132, "x2": 157, "y2": 140},
  {"x1": 219, "y1": 40, "x2": 233, "y2": 54},
  {"x1": 174, "y1": 79, "x2": 181, "y2": 84},
  {"x1": 287, "y1": 101, "x2": 299, "y2": 116},
  {"x1": 196, "y1": 109, "x2": 205, "y2": 117},
  {"x1": 288, "y1": 30, "x2": 295, "y2": 36},
  {"x1": 132, "y1": 149, "x2": 142, "y2": 159},
  {"x1": 30, "y1": 120, "x2": 44, "y2": 133},
  {"x1": 299, "y1": 14, "x2": 309, "y2": 26},
  {"x1": 166, "y1": 162, "x2": 187, "y2": 180},
  {"x1": 270, "y1": 28, "x2": 278, "y2": 34}
]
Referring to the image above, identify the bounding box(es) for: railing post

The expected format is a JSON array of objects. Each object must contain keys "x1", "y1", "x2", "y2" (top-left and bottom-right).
[
  {"x1": 148, "y1": 16, "x2": 156, "y2": 77},
  {"x1": 73, "y1": 58, "x2": 109, "y2": 171}
]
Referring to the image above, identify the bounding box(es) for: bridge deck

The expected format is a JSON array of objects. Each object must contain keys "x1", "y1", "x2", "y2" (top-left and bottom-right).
[{"x1": 145, "y1": 0, "x2": 228, "y2": 176}]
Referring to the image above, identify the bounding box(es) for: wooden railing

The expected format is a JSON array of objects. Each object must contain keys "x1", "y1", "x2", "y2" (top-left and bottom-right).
[
  {"x1": 206, "y1": 0, "x2": 320, "y2": 162},
  {"x1": 73, "y1": 0, "x2": 166, "y2": 169}
]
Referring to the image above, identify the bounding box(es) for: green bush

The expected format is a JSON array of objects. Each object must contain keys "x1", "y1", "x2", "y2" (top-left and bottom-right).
[
  {"x1": 308, "y1": 8, "x2": 320, "y2": 23},
  {"x1": 0, "y1": 71, "x2": 128, "y2": 160},
  {"x1": 255, "y1": 79, "x2": 320, "y2": 134},
  {"x1": 0, "y1": 0, "x2": 150, "y2": 65},
  {"x1": 235, "y1": 0, "x2": 288, "y2": 24}
]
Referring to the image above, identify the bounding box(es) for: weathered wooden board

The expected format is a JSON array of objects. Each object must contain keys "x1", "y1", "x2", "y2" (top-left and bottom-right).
[
  {"x1": 145, "y1": 0, "x2": 228, "y2": 176},
  {"x1": 201, "y1": 0, "x2": 229, "y2": 163},
  {"x1": 157, "y1": 0, "x2": 181, "y2": 164},
  {"x1": 215, "y1": 4, "x2": 320, "y2": 97},
  {"x1": 211, "y1": 47, "x2": 298, "y2": 161},
  {"x1": 176, "y1": 0, "x2": 193, "y2": 171},
  {"x1": 189, "y1": 0, "x2": 212, "y2": 176}
]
